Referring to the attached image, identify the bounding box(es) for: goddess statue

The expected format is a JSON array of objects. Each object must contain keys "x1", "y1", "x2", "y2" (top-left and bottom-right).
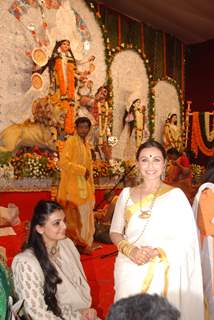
[{"x1": 163, "y1": 113, "x2": 183, "y2": 151}]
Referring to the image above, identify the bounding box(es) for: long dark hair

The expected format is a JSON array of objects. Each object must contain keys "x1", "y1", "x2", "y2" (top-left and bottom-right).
[
  {"x1": 25, "y1": 200, "x2": 64, "y2": 318},
  {"x1": 136, "y1": 140, "x2": 166, "y2": 161}
]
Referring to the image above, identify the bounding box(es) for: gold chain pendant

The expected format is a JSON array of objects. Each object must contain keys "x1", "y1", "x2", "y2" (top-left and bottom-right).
[{"x1": 139, "y1": 210, "x2": 151, "y2": 219}]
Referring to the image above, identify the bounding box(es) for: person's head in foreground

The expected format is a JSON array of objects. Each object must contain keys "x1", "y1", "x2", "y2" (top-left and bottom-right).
[{"x1": 107, "y1": 293, "x2": 180, "y2": 320}]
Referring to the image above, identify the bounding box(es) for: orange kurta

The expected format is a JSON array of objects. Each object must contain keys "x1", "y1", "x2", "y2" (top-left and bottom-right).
[
  {"x1": 57, "y1": 134, "x2": 95, "y2": 247},
  {"x1": 193, "y1": 185, "x2": 214, "y2": 319},
  {"x1": 197, "y1": 189, "x2": 214, "y2": 237}
]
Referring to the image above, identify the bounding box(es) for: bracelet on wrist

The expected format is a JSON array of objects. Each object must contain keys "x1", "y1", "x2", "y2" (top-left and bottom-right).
[{"x1": 117, "y1": 239, "x2": 134, "y2": 257}]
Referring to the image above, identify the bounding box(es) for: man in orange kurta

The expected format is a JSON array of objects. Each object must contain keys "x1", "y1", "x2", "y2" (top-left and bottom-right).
[
  {"x1": 193, "y1": 183, "x2": 214, "y2": 320},
  {"x1": 57, "y1": 117, "x2": 95, "y2": 252}
]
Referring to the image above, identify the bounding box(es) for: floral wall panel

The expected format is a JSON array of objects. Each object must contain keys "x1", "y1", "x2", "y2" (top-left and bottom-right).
[
  {"x1": 69, "y1": 0, "x2": 106, "y2": 95},
  {"x1": 111, "y1": 50, "x2": 149, "y2": 160}
]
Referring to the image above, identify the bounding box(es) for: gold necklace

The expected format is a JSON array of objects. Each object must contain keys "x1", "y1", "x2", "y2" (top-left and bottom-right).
[
  {"x1": 139, "y1": 183, "x2": 162, "y2": 219},
  {"x1": 48, "y1": 245, "x2": 60, "y2": 258}
]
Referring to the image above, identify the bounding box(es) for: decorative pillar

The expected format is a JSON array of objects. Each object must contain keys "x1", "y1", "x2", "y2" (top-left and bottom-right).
[
  {"x1": 163, "y1": 33, "x2": 166, "y2": 77},
  {"x1": 185, "y1": 100, "x2": 192, "y2": 148},
  {"x1": 181, "y1": 43, "x2": 185, "y2": 99},
  {"x1": 118, "y1": 15, "x2": 121, "y2": 46},
  {"x1": 141, "y1": 23, "x2": 144, "y2": 53}
]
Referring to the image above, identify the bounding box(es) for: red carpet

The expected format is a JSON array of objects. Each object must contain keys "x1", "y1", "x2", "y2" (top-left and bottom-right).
[{"x1": 81, "y1": 244, "x2": 116, "y2": 318}]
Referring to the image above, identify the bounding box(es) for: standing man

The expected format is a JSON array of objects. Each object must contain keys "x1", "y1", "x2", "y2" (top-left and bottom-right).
[{"x1": 57, "y1": 117, "x2": 95, "y2": 253}]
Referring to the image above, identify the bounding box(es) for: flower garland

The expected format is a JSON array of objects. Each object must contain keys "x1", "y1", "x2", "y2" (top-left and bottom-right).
[
  {"x1": 198, "y1": 112, "x2": 214, "y2": 150},
  {"x1": 191, "y1": 112, "x2": 214, "y2": 157},
  {"x1": 55, "y1": 58, "x2": 75, "y2": 100},
  {"x1": 54, "y1": 56, "x2": 75, "y2": 134},
  {"x1": 98, "y1": 101, "x2": 109, "y2": 144},
  {"x1": 204, "y1": 112, "x2": 214, "y2": 142},
  {"x1": 135, "y1": 105, "x2": 146, "y2": 147}
]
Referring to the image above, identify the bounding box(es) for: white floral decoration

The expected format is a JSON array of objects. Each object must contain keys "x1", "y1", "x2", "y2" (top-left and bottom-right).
[
  {"x1": 109, "y1": 159, "x2": 125, "y2": 176},
  {"x1": 153, "y1": 80, "x2": 181, "y2": 143},
  {"x1": 68, "y1": 0, "x2": 106, "y2": 95}
]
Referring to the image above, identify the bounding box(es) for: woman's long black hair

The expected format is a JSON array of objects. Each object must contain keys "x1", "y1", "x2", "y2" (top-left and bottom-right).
[{"x1": 24, "y1": 200, "x2": 64, "y2": 318}]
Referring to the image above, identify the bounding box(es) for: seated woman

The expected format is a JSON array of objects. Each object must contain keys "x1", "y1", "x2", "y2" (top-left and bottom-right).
[{"x1": 12, "y1": 200, "x2": 99, "y2": 320}]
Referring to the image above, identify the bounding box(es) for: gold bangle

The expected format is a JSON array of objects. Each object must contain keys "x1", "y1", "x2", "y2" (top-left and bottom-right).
[{"x1": 117, "y1": 239, "x2": 134, "y2": 257}]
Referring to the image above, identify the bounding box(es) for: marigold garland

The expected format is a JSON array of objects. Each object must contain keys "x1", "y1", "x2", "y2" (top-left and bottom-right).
[
  {"x1": 98, "y1": 101, "x2": 109, "y2": 145},
  {"x1": 55, "y1": 58, "x2": 75, "y2": 99},
  {"x1": 191, "y1": 112, "x2": 214, "y2": 157},
  {"x1": 67, "y1": 62, "x2": 75, "y2": 100},
  {"x1": 55, "y1": 58, "x2": 66, "y2": 96},
  {"x1": 204, "y1": 112, "x2": 214, "y2": 142},
  {"x1": 61, "y1": 100, "x2": 74, "y2": 134}
]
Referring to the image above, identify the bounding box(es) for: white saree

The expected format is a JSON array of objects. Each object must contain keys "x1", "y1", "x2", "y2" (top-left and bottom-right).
[{"x1": 110, "y1": 185, "x2": 204, "y2": 320}]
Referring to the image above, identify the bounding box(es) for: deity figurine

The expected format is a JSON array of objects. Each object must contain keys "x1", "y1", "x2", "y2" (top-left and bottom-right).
[
  {"x1": 92, "y1": 86, "x2": 109, "y2": 146},
  {"x1": 134, "y1": 99, "x2": 147, "y2": 148},
  {"x1": 37, "y1": 39, "x2": 76, "y2": 134},
  {"x1": 113, "y1": 98, "x2": 147, "y2": 160},
  {"x1": 163, "y1": 113, "x2": 183, "y2": 152}
]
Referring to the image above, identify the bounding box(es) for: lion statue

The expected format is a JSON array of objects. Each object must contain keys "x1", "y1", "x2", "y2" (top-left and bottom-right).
[{"x1": 0, "y1": 97, "x2": 66, "y2": 153}]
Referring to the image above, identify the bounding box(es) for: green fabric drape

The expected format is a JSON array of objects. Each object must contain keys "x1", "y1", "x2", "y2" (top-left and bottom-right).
[
  {"x1": 0, "y1": 255, "x2": 13, "y2": 320},
  {"x1": 126, "y1": 19, "x2": 141, "y2": 47},
  {"x1": 99, "y1": 6, "x2": 118, "y2": 48}
]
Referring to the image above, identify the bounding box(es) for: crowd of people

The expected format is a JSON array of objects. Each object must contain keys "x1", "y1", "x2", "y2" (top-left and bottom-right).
[{"x1": 2, "y1": 115, "x2": 213, "y2": 320}]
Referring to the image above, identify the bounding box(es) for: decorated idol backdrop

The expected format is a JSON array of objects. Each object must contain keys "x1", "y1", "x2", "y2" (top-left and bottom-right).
[{"x1": 0, "y1": 0, "x2": 186, "y2": 186}]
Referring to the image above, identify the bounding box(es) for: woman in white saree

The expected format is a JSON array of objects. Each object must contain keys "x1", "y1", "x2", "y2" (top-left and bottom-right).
[{"x1": 110, "y1": 140, "x2": 204, "y2": 320}]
